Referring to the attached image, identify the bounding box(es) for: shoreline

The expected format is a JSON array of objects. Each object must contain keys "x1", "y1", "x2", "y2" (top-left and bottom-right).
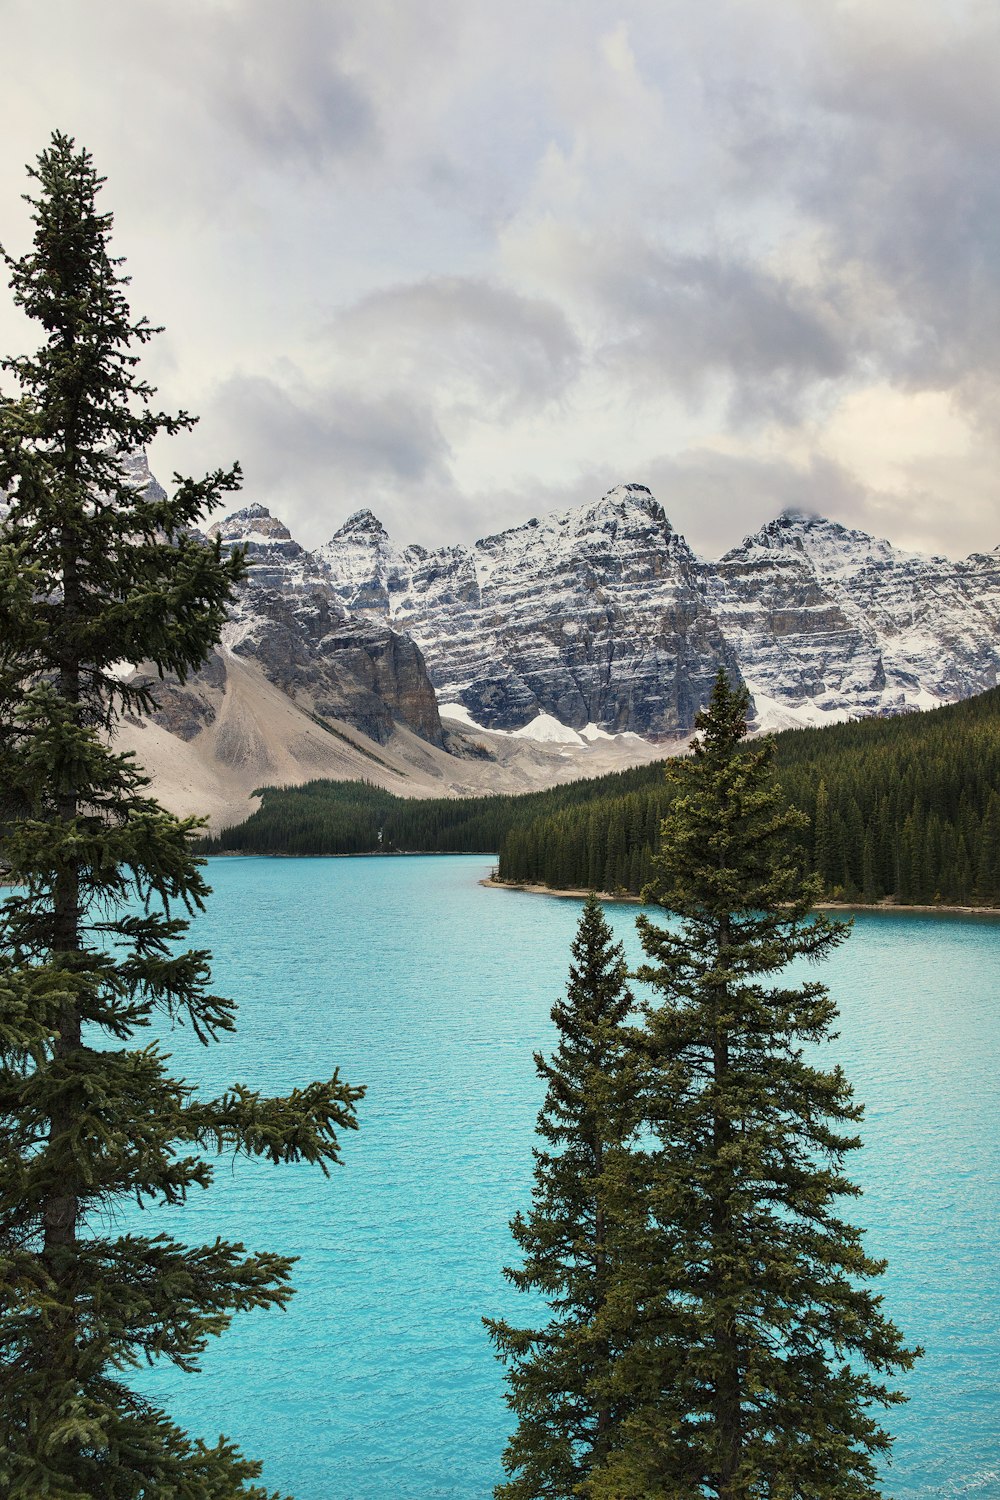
[
  {"x1": 479, "y1": 877, "x2": 1000, "y2": 919},
  {"x1": 203, "y1": 847, "x2": 496, "y2": 859},
  {"x1": 200, "y1": 855, "x2": 1000, "y2": 919}
]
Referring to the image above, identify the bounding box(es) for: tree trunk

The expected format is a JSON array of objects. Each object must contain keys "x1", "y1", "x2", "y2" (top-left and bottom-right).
[
  {"x1": 44, "y1": 539, "x2": 82, "y2": 1265},
  {"x1": 712, "y1": 913, "x2": 741, "y2": 1499},
  {"x1": 593, "y1": 1133, "x2": 610, "y2": 1454}
]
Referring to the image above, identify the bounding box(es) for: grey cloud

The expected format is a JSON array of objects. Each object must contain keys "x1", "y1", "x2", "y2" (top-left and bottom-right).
[
  {"x1": 382, "y1": 450, "x2": 875, "y2": 561},
  {"x1": 204, "y1": 2, "x2": 375, "y2": 169},
  {"x1": 641, "y1": 450, "x2": 872, "y2": 559},
  {"x1": 713, "y1": 9, "x2": 1000, "y2": 410},
  {"x1": 201, "y1": 372, "x2": 452, "y2": 538},
  {"x1": 642, "y1": 443, "x2": 998, "y2": 563},
  {"x1": 7, "y1": 0, "x2": 1000, "y2": 563},
  {"x1": 332, "y1": 276, "x2": 582, "y2": 419},
  {"x1": 61, "y1": 0, "x2": 377, "y2": 188},
  {"x1": 580, "y1": 238, "x2": 851, "y2": 422}
]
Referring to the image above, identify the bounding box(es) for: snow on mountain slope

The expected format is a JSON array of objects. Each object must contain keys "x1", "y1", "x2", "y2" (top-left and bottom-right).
[
  {"x1": 18, "y1": 453, "x2": 997, "y2": 823},
  {"x1": 322, "y1": 484, "x2": 739, "y2": 735},
  {"x1": 3, "y1": 463, "x2": 674, "y2": 830},
  {"x1": 717, "y1": 510, "x2": 1000, "y2": 718},
  {"x1": 204, "y1": 504, "x2": 443, "y2": 747},
  {"x1": 117, "y1": 650, "x2": 673, "y2": 833},
  {"x1": 320, "y1": 489, "x2": 1000, "y2": 736}
]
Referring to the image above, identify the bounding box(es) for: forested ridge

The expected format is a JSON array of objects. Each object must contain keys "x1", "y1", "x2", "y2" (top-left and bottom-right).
[
  {"x1": 501, "y1": 686, "x2": 1000, "y2": 905},
  {"x1": 201, "y1": 763, "x2": 668, "y2": 858},
  {"x1": 206, "y1": 684, "x2": 1000, "y2": 907}
]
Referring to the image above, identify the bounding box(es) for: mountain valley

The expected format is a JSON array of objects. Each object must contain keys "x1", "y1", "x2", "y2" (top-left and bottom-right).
[{"x1": 86, "y1": 464, "x2": 1000, "y2": 830}]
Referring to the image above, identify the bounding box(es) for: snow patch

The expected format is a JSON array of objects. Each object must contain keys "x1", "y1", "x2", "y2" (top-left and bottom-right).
[
  {"x1": 438, "y1": 702, "x2": 486, "y2": 730},
  {"x1": 744, "y1": 682, "x2": 855, "y2": 733},
  {"x1": 438, "y1": 708, "x2": 657, "y2": 749},
  {"x1": 107, "y1": 660, "x2": 139, "y2": 681},
  {"x1": 511, "y1": 713, "x2": 586, "y2": 746},
  {"x1": 579, "y1": 722, "x2": 652, "y2": 746}
]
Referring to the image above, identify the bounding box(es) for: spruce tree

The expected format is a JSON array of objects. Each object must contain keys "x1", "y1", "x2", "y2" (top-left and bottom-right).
[
  {"x1": 485, "y1": 895, "x2": 640, "y2": 1499},
  {"x1": 589, "y1": 672, "x2": 920, "y2": 1500},
  {"x1": 0, "y1": 133, "x2": 363, "y2": 1498}
]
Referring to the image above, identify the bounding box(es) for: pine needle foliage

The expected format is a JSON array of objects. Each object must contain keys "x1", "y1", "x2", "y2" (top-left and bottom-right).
[
  {"x1": 0, "y1": 133, "x2": 363, "y2": 1499},
  {"x1": 492, "y1": 684, "x2": 1000, "y2": 908},
  {"x1": 588, "y1": 672, "x2": 919, "y2": 1500},
  {"x1": 486, "y1": 895, "x2": 642, "y2": 1499}
]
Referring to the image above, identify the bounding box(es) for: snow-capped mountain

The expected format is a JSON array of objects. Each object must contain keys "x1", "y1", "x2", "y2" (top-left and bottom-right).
[
  {"x1": 13, "y1": 457, "x2": 999, "y2": 824},
  {"x1": 320, "y1": 484, "x2": 740, "y2": 734},
  {"x1": 714, "y1": 510, "x2": 1000, "y2": 726},
  {"x1": 12, "y1": 454, "x2": 998, "y2": 742},
  {"x1": 135, "y1": 501, "x2": 443, "y2": 751},
  {"x1": 317, "y1": 489, "x2": 1000, "y2": 735},
  {"x1": 118, "y1": 492, "x2": 674, "y2": 830},
  {"x1": 193, "y1": 503, "x2": 443, "y2": 748}
]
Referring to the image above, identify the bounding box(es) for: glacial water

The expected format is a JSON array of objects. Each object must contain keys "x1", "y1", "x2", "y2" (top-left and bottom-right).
[{"x1": 126, "y1": 854, "x2": 1000, "y2": 1500}]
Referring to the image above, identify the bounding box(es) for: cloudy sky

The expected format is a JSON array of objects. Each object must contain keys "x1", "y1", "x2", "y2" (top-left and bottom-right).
[{"x1": 1, "y1": 0, "x2": 998, "y2": 559}]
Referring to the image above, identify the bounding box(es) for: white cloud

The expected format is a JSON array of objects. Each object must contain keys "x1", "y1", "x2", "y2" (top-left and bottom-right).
[{"x1": 1, "y1": 0, "x2": 999, "y2": 560}]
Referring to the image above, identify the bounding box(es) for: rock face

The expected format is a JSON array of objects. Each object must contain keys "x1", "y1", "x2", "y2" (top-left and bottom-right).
[
  {"x1": 713, "y1": 511, "x2": 1000, "y2": 723},
  {"x1": 181, "y1": 504, "x2": 444, "y2": 747},
  {"x1": 321, "y1": 485, "x2": 741, "y2": 734},
  {"x1": 12, "y1": 452, "x2": 999, "y2": 747},
  {"x1": 318, "y1": 491, "x2": 1000, "y2": 735}
]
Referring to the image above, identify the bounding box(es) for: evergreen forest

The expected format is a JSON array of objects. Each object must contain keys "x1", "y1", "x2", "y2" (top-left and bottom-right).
[
  {"x1": 486, "y1": 677, "x2": 919, "y2": 1497},
  {"x1": 208, "y1": 684, "x2": 1000, "y2": 908},
  {"x1": 499, "y1": 685, "x2": 1000, "y2": 905},
  {"x1": 200, "y1": 764, "x2": 666, "y2": 859}
]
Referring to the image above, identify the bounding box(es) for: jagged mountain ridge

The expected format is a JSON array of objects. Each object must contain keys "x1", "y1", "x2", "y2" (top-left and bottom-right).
[
  {"x1": 5, "y1": 457, "x2": 672, "y2": 831},
  {"x1": 205, "y1": 504, "x2": 443, "y2": 747},
  {"x1": 3, "y1": 454, "x2": 445, "y2": 751},
  {"x1": 12, "y1": 450, "x2": 999, "y2": 785},
  {"x1": 321, "y1": 485, "x2": 741, "y2": 733},
  {"x1": 314, "y1": 486, "x2": 1000, "y2": 734},
  {"x1": 712, "y1": 510, "x2": 1000, "y2": 724}
]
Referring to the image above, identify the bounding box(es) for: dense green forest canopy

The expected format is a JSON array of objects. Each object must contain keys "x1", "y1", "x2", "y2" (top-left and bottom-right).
[
  {"x1": 205, "y1": 684, "x2": 1000, "y2": 907},
  {"x1": 201, "y1": 762, "x2": 669, "y2": 858}
]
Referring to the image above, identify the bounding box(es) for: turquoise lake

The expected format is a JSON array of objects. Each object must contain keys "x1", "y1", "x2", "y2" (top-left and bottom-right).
[{"x1": 129, "y1": 854, "x2": 1000, "y2": 1499}]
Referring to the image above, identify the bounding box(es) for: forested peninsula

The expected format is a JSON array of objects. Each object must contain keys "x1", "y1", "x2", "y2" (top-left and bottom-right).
[{"x1": 206, "y1": 684, "x2": 1000, "y2": 909}]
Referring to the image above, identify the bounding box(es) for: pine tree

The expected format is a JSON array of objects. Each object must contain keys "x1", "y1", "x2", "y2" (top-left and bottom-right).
[
  {"x1": 485, "y1": 895, "x2": 641, "y2": 1499},
  {"x1": 589, "y1": 672, "x2": 919, "y2": 1500},
  {"x1": 0, "y1": 133, "x2": 363, "y2": 1498}
]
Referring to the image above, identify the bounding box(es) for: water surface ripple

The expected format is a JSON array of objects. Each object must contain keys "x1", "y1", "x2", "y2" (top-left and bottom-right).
[{"x1": 129, "y1": 855, "x2": 1000, "y2": 1499}]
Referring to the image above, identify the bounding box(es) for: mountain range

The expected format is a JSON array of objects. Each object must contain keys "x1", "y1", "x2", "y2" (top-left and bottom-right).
[
  {"x1": 21, "y1": 459, "x2": 999, "y2": 829},
  {"x1": 320, "y1": 482, "x2": 1000, "y2": 734}
]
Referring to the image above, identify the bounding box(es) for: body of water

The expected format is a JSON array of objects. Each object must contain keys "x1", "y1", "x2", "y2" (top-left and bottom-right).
[{"x1": 127, "y1": 855, "x2": 1000, "y2": 1499}]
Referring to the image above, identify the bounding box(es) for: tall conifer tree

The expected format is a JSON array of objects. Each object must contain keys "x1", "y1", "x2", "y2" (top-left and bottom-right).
[
  {"x1": 589, "y1": 672, "x2": 919, "y2": 1500},
  {"x1": 0, "y1": 133, "x2": 362, "y2": 1498},
  {"x1": 486, "y1": 895, "x2": 640, "y2": 1499}
]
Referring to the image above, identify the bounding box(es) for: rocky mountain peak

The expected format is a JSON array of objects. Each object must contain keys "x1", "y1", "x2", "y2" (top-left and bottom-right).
[
  {"x1": 202, "y1": 499, "x2": 442, "y2": 749},
  {"x1": 772, "y1": 505, "x2": 823, "y2": 531},
  {"x1": 739, "y1": 507, "x2": 835, "y2": 551},
  {"x1": 560, "y1": 483, "x2": 670, "y2": 537},
  {"x1": 738, "y1": 509, "x2": 927, "y2": 579},
  {"x1": 318, "y1": 481, "x2": 724, "y2": 734},
  {"x1": 598, "y1": 481, "x2": 666, "y2": 517},
  {"x1": 330, "y1": 508, "x2": 390, "y2": 543},
  {"x1": 211, "y1": 505, "x2": 293, "y2": 544},
  {"x1": 474, "y1": 483, "x2": 675, "y2": 562},
  {"x1": 121, "y1": 450, "x2": 167, "y2": 503}
]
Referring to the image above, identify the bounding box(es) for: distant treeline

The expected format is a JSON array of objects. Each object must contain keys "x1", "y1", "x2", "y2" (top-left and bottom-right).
[
  {"x1": 204, "y1": 685, "x2": 1000, "y2": 908},
  {"x1": 500, "y1": 686, "x2": 1000, "y2": 906},
  {"x1": 200, "y1": 763, "x2": 668, "y2": 859}
]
